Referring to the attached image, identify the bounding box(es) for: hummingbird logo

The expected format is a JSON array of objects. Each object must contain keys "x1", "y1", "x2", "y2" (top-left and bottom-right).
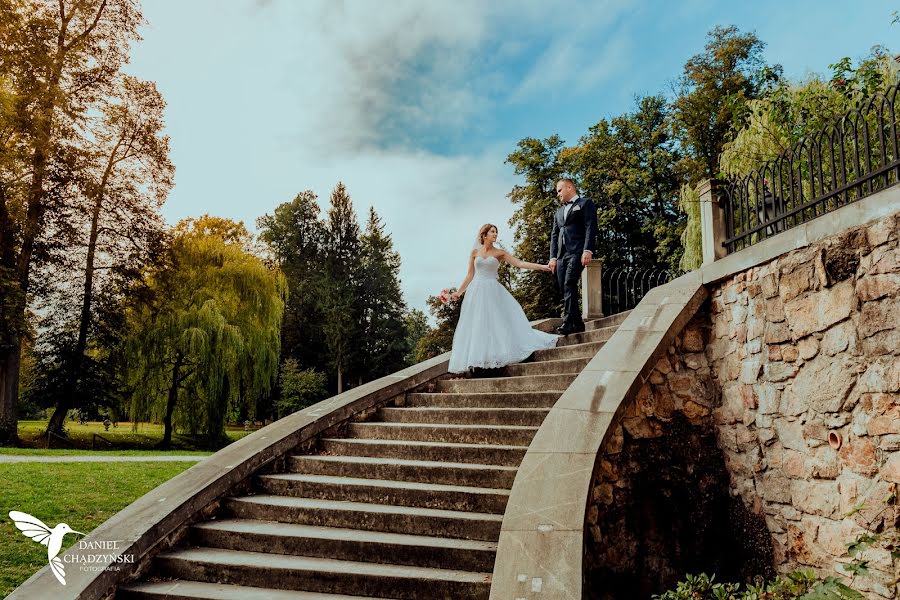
[{"x1": 9, "y1": 511, "x2": 85, "y2": 585}]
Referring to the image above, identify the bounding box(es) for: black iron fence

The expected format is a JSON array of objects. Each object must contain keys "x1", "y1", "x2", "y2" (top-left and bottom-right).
[
  {"x1": 722, "y1": 83, "x2": 900, "y2": 253},
  {"x1": 601, "y1": 267, "x2": 674, "y2": 315}
]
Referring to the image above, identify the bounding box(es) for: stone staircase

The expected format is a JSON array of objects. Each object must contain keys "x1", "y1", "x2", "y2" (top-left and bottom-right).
[{"x1": 118, "y1": 313, "x2": 629, "y2": 600}]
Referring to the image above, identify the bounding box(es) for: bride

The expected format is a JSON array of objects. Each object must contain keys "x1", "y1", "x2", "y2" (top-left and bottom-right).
[{"x1": 448, "y1": 224, "x2": 559, "y2": 373}]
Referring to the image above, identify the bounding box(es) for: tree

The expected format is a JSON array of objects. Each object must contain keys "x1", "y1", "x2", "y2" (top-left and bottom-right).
[
  {"x1": 126, "y1": 220, "x2": 285, "y2": 448},
  {"x1": 415, "y1": 293, "x2": 462, "y2": 362},
  {"x1": 358, "y1": 207, "x2": 409, "y2": 379},
  {"x1": 257, "y1": 191, "x2": 328, "y2": 373},
  {"x1": 275, "y1": 358, "x2": 327, "y2": 418},
  {"x1": 0, "y1": 0, "x2": 144, "y2": 443},
  {"x1": 45, "y1": 74, "x2": 173, "y2": 435},
  {"x1": 403, "y1": 308, "x2": 430, "y2": 365},
  {"x1": 720, "y1": 47, "x2": 898, "y2": 178},
  {"x1": 672, "y1": 25, "x2": 780, "y2": 182},
  {"x1": 505, "y1": 135, "x2": 566, "y2": 319},
  {"x1": 321, "y1": 182, "x2": 362, "y2": 393},
  {"x1": 570, "y1": 95, "x2": 686, "y2": 271}
]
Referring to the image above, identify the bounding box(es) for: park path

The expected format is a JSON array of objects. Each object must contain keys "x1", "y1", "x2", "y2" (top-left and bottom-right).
[{"x1": 0, "y1": 455, "x2": 207, "y2": 463}]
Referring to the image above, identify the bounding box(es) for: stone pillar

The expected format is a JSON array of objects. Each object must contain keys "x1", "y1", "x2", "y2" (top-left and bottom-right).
[
  {"x1": 582, "y1": 258, "x2": 603, "y2": 319},
  {"x1": 699, "y1": 178, "x2": 728, "y2": 264}
]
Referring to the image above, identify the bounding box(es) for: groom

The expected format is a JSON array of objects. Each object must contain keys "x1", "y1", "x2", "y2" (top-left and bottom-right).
[{"x1": 549, "y1": 178, "x2": 597, "y2": 335}]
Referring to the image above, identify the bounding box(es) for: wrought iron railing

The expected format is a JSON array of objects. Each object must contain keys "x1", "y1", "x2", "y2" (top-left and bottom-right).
[
  {"x1": 601, "y1": 267, "x2": 674, "y2": 315},
  {"x1": 722, "y1": 83, "x2": 900, "y2": 253}
]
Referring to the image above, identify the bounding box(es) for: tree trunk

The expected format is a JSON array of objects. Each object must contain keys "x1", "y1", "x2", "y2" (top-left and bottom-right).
[
  {"x1": 47, "y1": 154, "x2": 114, "y2": 436},
  {"x1": 337, "y1": 364, "x2": 343, "y2": 395},
  {"x1": 9, "y1": 44, "x2": 67, "y2": 437},
  {"x1": 161, "y1": 355, "x2": 183, "y2": 449},
  {"x1": 0, "y1": 344, "x2": 20, "y2": 444}
]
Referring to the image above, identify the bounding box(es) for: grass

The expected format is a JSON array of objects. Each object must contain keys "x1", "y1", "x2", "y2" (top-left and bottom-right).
[
  {"x1": 14, "y1": 420, "x2": 258, "y2": 451},
  {"x1": 0, "y1": 461, "x2": 197, "y2": 596},
  {"x1": 0, "y1": 448, "x2": 212, "y2": 457}
]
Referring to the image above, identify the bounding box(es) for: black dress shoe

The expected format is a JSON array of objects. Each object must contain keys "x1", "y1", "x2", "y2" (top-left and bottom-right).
[
  {"x1": 556, "y1": 326, "x2": 574, "y2": 335},
  {"x1": 571, "y1": 324, "x2": 586, "y2": 333}
]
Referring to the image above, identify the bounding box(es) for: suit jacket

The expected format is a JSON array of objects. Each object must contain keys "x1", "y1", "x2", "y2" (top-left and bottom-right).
[{"x1": 550, "y1": 196, "x2": 597, "y2": 260}]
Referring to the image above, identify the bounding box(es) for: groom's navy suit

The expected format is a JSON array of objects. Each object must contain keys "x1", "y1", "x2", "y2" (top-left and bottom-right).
[{"x1": 550, "y1": 196, "x2": 597, "y2": 330}]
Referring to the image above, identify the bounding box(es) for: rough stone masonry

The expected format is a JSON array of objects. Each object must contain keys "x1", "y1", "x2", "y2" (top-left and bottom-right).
[{"x1": 586, "y1": 211, "x2": 900, "y2": 599}]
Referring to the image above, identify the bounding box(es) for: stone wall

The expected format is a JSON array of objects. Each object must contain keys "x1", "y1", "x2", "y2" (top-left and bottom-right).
[
  {"x1": 584, "y1": 317, "x2": 774, "y2": 598},
  {"x1": 585, "y1": 211, "x2": 900, "y2": 599},
  {"x1": 707, "y1": 212, "x2": 900, "y2": 597}
]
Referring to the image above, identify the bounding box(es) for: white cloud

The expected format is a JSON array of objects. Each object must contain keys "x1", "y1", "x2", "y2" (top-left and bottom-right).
[{"x1": 127, "y1": 0, "x2": 637, "y2": 316}]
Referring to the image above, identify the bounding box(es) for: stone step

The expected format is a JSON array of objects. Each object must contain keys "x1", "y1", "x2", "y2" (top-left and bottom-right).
[
  {"x1": 256, "y1": 473, "x2": 509, "y2": 514},
  {"x1": 119, "y1": 580, "x2": 375, "y2": 600},
  {"x1": 347, "y1": 422, "x2": 538, "y2": 445},
  {"x1": 555, "y1": 325, "x2": 617, "y2": 347},
  {"x1": 224, "y1": 495, "x2": 503, "y2": 541},
  {"x1": 434, "y1": 373, "x2": 575, "y2": 393},
  {"x1": 497, "y1": 356, "x2": 589, "y2": 376},
  {"x1": 190, "y1": 519, "x2": 498, "y2": 572},
  {"x1": 152, "y1": 547, "x2": 490, "y2": 600},
  {"x1": 289, "y1": 454, "x2": 518, "y2": 488},
  {"x1": 586, "y1": 311, "x2": 631, "y2": 330},
  {"x1": 531, "y1": 340, "x2": 605, "y2": 362},
  {"x1": 379, "y1": 406, "x2": 549, "y2": 427},
  {"x1": 404, "y1": 391, "x2": 559, "y2": 408},
  {"x1": 319, "y1": 438, "x2": 528, "y2": 466}
]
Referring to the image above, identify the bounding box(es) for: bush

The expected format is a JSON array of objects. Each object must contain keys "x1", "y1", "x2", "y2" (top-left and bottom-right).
[{"x1": 275, "y1": 359, "x2": 328, "y2": 418}]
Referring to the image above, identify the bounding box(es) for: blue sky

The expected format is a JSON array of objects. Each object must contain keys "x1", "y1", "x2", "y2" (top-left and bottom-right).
[{"x1": 125, "y1": 0, "x2": 897, "y2": 315}]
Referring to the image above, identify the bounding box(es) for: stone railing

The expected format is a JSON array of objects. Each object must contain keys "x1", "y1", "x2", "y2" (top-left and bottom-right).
[{"x1": 6, "y1": 353, "x2": 454, "y2": 599}]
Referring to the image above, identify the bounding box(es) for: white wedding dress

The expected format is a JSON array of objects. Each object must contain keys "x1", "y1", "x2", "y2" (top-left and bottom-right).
[{"x1": 448, "y1": 255, "x2": 559, "y2": 373}]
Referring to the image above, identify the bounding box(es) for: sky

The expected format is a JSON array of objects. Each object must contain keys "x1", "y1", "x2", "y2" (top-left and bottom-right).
[{"x1": 125, "y1": 0, "x2": 897, "y2": 316}]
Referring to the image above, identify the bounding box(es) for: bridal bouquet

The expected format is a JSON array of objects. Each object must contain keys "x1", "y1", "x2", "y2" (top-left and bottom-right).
[{"x1": 439, "y1": 288, "x2": 455, "y2": 305}]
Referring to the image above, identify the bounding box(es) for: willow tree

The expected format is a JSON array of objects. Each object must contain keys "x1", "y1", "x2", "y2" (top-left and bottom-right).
[{"x1": 126, "y1": 220, "x2": 286, "y2": 448}]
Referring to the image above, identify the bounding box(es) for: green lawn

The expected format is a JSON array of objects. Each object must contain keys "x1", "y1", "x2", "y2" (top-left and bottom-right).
[
  {"x1": 0, "y1": 448, "x2": 212, "y2": 457},
  {"x1": 15, "y1": 420, "x2": 257, "y2": 451},
  {"x1": 0, "y1": 461, "x2": 197, "y2": 596}
]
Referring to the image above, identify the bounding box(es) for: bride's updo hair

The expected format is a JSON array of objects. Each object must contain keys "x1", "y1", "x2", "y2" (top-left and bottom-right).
[{"x1": 478, "y1": 223, "x2": 498, "y2": 245}]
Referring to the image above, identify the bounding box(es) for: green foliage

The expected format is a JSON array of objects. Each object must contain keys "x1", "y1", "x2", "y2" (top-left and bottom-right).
[
  {"x1": 403, "y1": 308, "x2": 430, "y2": 365},
  {"x1": 653, "y1": 570, "x2": 864, "y2": 600},
  {"x1": 569, "y1": 95, "x2": 686, "y2": 271},
  {"x1": 415, "y1": 293, "x2": 462, "y2": 361},
  {"x1": 257, "y1": 191, "x2": 328, "y2": 374},
  {"x1": 275, "y1": 358, "x2": 327, "y2": 418},
  {"x1": 125, "y1": 221, "x2": 285, "y2": 446},
  {"x1": 678, "y1": 184, "x2": 702, "y2": 272},
  {"x1": 505, "y1": 135, "x2": 567, "y2": 319},
  {"x1": 358, "y1": 207, "x2": 410, "y2": 379},
  {"x1": 720, "y1": 47, "x2": 898, "y2": 178},
  {"x1": 672, "y1": 25, "x2": 781, "y2": 182}
]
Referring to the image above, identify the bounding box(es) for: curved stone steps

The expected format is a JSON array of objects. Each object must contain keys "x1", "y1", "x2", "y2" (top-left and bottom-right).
[
  {"x1": 434, "y1": 373, "x2": 577, "y2": 393},
  {"x1": 118, "y1": 316, "x2": 625, "y2": 600},
  {"x1": 318, "y1": 438, "x2": 529, "y2": 466},
  {"x1": 379, "y1": 406, "x2": 550, "y2": 426},
  {"x1": 288, "y1": 454, "x2": 518, "y2": 488},
  {"x1": 224, "y1": 495, "x2": 503, "y2": 541},
  {"x1": 256, "y1": 473, "x2": 510, "y2": 513},
  {"x1": 120, "y1": 580, "x2": 378, "y2": 600},
  {"x1": 150, "y1": 547, "x2": 490, "y2": 599},
  {"x1": 554, "y1": 324, "x2": 618, "y2": 347},
  {"x1": 404, "y1": 391, "x2": 560, "y2": 408},
  {"x1": 189, "y1": 519, "x2": 498, "y2": 571}
]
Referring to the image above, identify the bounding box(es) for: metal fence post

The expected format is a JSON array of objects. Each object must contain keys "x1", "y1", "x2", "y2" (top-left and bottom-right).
[
  {"x1": 582, "y1": 258, "x2": 603, "y2": 319},
  {"x1": 699, "y1": 178, "x2": 727, "y2": 264}
]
